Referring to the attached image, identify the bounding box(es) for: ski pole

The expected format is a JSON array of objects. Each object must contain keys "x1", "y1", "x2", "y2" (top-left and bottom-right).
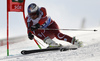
[
  {"x1": 36, "y1": 40, "x2": 45, "y2": 47},
  {"x1": 33, "y1": 38, "x2": 42, "y2": 49},
  {"x1": 38, "y1": 28, "x2": 97, "y2": 31}
]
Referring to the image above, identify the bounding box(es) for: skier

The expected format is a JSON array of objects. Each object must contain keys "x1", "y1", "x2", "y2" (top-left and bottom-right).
[{"x1": 25, "y1": 3, "x2": 82, "y2": 48}]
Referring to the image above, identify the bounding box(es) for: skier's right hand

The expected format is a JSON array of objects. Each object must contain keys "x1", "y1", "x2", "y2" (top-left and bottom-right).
[{"x1": 28, "y1": 32, "x2": 34, "y2": 40}]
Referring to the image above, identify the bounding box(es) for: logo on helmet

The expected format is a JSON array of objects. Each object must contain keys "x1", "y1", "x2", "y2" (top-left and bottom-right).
[
  {"x1": 29, "y1": 5, "x2": 38, "y2": 13},
  {"x1": 28, "y1": 3, "x2": 39, "y2": 14},
  {"x1": 29, "y1": 5, "x2": 35, "y2": 12}
]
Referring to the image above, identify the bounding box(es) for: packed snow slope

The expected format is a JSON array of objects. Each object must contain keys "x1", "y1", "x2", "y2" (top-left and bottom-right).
[{"x1": 0, "y1": 27, "x2": 100, "y2": 61}]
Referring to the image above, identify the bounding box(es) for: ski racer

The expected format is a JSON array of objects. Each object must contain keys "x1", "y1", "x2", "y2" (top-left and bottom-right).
[{"x1": 25, "y1": 3, "x2": 82, "y2": 48}]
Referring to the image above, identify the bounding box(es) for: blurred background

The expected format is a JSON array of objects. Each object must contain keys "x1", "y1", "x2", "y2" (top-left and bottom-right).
[{"x1": 0, "y1": 0, "x2": 100, "y2": 39}]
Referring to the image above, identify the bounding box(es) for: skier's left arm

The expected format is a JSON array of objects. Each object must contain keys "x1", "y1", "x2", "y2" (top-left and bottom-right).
[{"x1": 30, "y1": 23, "x2": 40, "y2": 31}]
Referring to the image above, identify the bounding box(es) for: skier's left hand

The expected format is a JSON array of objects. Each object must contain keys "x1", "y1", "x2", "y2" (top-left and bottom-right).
[{"x1": 31, "y1": 23, "x2": 40, "y2": 31}]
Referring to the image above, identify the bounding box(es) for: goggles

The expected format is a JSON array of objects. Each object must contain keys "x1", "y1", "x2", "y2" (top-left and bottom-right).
[{"x1": 29, "y1": 10, "x2": 39, "y2": 17}]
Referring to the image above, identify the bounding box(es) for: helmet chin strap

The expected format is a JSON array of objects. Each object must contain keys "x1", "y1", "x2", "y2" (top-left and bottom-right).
[{"x1": 31, "y1": 14, "x2": 40, "y2": 20}]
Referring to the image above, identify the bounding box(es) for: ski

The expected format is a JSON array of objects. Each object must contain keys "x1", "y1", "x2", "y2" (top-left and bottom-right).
[{"x1": 21, "y1": 47, "x2": 77, "y2": 55}]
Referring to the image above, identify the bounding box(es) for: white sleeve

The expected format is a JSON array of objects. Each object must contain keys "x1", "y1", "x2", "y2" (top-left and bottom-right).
[
  {"x1": 27, "y1": 15, "x2": 31, "y2": 28},
  {"x1": 27, "y1": 15, "x2": 31, "y2": 22}
]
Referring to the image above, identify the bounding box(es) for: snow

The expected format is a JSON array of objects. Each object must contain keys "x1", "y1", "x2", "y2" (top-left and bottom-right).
[{"x1": 0, "y1": 27, "x2": 100, "y2": 61}]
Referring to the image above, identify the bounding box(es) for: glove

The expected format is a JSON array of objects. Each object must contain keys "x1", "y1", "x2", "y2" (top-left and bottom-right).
[
  {"x1": 28, "y1": 32, "x2": 34, "y2": 40},
  {"x1": 31, "y1": 23, "x2": 40, "y2": 31}
]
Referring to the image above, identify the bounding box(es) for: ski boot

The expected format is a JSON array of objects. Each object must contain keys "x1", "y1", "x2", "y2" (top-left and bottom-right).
[
  {"x1": 71, "y1": 37, "x2": 83, "y2": 48},
  {"x1": 44, "y1": 37, "x2": 62, "y2": 48}
]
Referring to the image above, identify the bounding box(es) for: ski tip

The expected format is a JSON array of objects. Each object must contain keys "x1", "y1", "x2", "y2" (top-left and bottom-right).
[
  {"x1": 21, "y1": 50, "x2": 26, "y2": 55},
  {"x1": 94, "y1": 29, "x2": 97, "y2": 32}
]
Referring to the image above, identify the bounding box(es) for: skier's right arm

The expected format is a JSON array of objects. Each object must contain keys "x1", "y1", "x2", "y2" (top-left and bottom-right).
[
  {"x1": 27, "y1": 22, "x2": 34, "y2": 40},
  {"x1": 25, "y1": 17, "x2": 34, "y2": 40}
]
